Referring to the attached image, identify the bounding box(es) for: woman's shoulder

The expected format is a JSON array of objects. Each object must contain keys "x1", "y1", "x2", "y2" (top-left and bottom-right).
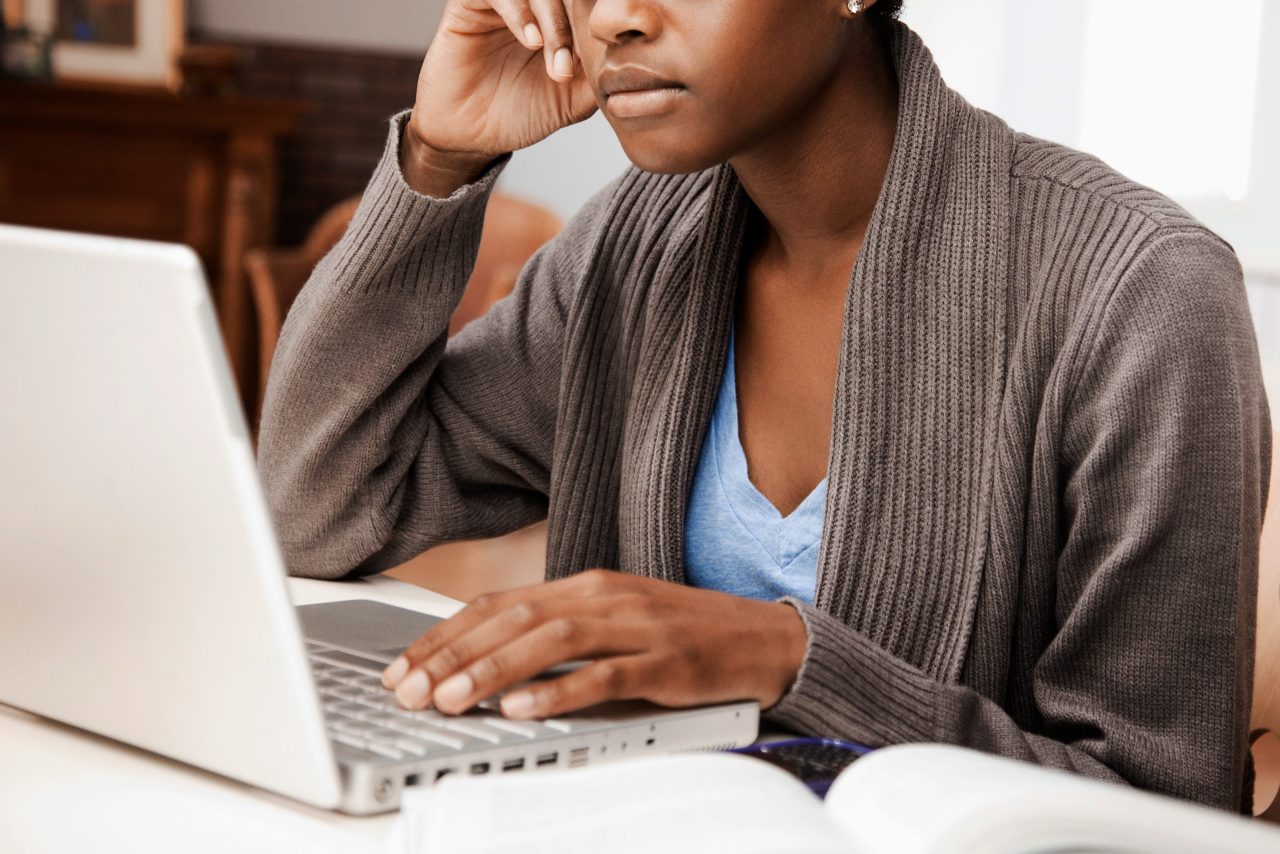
[
  {"x1": 1007, "y1": 131, "x2": 1229, "y2": 248},
  {"x1": 1000, "y1": 132, "x2": 1255, "y2": 393},
  {"x1": 1004, "y1": 131, "x2": 1242, "y2": 308}
]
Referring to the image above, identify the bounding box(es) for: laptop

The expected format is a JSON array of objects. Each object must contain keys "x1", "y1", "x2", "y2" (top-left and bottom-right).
[{"x1": 0, "y1": 224, "x2": 759, "y2": 815}]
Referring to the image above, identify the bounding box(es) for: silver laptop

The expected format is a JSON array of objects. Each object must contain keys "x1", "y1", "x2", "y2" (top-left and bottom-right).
[{"x1": 0, "y1": 224, "x2": 759, "y2": 815}]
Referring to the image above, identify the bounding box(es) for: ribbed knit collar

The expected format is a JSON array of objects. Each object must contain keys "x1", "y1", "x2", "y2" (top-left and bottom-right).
[{"x1": 547, "y1": 21, "x2": 1014, "y2": 684}]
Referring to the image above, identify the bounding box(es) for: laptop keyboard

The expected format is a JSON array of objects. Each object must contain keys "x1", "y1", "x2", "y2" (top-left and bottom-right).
[{"x1": 306, "y1": 640, "x2": 579, "y2": 762}]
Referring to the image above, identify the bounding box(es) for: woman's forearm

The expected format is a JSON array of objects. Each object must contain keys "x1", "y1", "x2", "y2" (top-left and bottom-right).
[{"x1": 257, "y1": 113, "x2": 514, "y2": 579}]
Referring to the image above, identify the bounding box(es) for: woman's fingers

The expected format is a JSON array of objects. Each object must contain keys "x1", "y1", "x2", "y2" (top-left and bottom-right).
[
  {"x1": 474, "y1": 0, "x2": 574, "y2": 79},
  {"x1": 385, "y1": 571, "x2": 630, "y2": 687},
  {"x1": 382, "y1": 589, "x2": 523, "y2": 690},
  {"x1": 387, "y1": 589, "x2": 550, "y2": 688},
  {"x1": 431, "y1": 617, "x2": 644, "y2": 714},
  {"x1": 527, "y1": 0, "x2": 576, "y2": 80},
  {"x1": 479, "y1": 0, "x2": 543, "y2": 50},
  {"x1": 394, "y1": 597, "x2": 567, "y2": 709},
  {"x1": 501, "y1": 656, "x2": 649, "y2": 719}
]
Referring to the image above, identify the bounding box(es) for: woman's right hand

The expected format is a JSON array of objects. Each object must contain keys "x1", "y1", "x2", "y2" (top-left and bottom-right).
[{"x1": 401, "y1": 0, "x2": 600, "y2": 196}]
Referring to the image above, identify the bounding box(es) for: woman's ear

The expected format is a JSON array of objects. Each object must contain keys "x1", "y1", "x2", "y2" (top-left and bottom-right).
[{"x1": 842, "y1": 0, "x2": 886, "y2": 17}]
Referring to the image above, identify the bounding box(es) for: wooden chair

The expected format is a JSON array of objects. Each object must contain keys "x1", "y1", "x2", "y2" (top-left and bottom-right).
[
  {"x1": 1252, "y1": 430, "x2": 1280, "y2": 820},
  {"x1": 245, "y1": 188, "x2": 560, "y2": 605},
  {"x1": 245, "y1": 190, "x2": 562, "y2": 429},
  {"x1": 245, "y1": 199, "x2": 362, "y2": 425}
]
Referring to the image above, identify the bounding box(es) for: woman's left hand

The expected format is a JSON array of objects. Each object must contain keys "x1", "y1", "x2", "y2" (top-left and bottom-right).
[{"x1": 380, "y1": 569, "x2": 808, "y2": 719}]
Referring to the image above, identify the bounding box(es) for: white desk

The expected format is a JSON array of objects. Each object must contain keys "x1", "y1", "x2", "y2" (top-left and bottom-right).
[{"x1": 0, "y1": 575, "x2": 464, "y2": 854}]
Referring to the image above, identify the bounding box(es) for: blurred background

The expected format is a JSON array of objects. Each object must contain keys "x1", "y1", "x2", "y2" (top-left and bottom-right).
[
  {"x1": 2, "y1": 0, "x2": 1278, "y2": 815},
  {"x1": 2, "y1": 0, "x2": 1274, "y2": 414}
]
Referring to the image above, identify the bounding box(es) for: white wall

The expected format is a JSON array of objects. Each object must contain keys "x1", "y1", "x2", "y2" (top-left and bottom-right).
[
  {"x1": 189, "y1": 0, "x2": 440, "y2": 55},
  {"x1": 498, "y1": 115, "x2": 633, "y2": 224},
  {"x1": 903, "y1": 0, "x2": 1280, "y2": 275}
]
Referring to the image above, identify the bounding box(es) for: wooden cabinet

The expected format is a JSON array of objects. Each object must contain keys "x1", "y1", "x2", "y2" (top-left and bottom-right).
[{"x1": 0, "y1": 80, "x2": 302, "y2": 407}]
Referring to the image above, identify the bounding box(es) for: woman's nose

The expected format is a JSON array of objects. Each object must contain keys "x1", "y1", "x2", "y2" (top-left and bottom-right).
[{"x1": 586, "y1": 0, "x2": 663, "y2": 46}]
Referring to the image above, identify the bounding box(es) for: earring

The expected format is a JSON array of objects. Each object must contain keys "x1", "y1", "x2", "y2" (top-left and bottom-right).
[{"x1": 847, "y1": 0, "x2": 863, "y2": 13}]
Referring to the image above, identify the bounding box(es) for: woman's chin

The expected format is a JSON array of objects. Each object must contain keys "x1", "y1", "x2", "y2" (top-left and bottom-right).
[{"x1": 615, "y1": 135, "x2": 724, "y2": 176}]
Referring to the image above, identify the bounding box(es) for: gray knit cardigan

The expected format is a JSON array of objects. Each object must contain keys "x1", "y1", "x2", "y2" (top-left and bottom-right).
[{"x1": 258, "y1": 22, "x2": 1272, "y2": 810}]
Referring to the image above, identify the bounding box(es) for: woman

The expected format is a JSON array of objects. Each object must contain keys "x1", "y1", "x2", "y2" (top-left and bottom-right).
[{"x1": 258, "y1": 0, "x2": 1272, "y2": 810}]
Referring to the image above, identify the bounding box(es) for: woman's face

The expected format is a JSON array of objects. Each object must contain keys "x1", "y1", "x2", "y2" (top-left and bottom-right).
[{"x1": 569, "y1": 0, "x2": 869, "y2": 174}]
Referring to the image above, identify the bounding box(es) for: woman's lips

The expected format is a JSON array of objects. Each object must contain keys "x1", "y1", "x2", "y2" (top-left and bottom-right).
[{"x1": 605, "y1": 87, "x2": 686, "y2": 119}]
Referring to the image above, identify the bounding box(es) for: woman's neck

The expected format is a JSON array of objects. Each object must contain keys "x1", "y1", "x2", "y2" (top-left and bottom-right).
[{"x1": 729, "y1": 30, "x2": 899, "y2": 281}]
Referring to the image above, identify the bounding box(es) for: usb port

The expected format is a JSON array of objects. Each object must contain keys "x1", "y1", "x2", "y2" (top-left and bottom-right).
[
  {"x1": 502, "y1": 757, "x2": 525, "y2": 772},
  {"x1": 569, "y1": 747, "x2": 589, "y2": 768},
  {"x1": 536, "y1": 752, "x2": 558, "y2": 768},
  {"x1": 470, "y1": 762, "x2": 490, "y2": 775}
]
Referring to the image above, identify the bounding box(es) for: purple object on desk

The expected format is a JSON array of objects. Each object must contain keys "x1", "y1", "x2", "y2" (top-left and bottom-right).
[{"x1": 730, "y1": 738, "x2": 874, "y2": 797}]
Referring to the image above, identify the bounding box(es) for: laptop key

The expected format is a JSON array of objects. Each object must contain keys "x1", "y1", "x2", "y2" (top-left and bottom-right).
[
  {"x1": 362, "y1": 740, "x2": 404, "y2": 760},
  {"x1": 482, "y1": 718, "x2": 539, "y2": 739},
  {"x1": 326, "y1": 701, "x2": 371, "y2": 719},
  {"x1": 366, "y1": 724, "x2": 413, "y2": 745},
  {"x1": 331, "y1": 719, "x2": 370, "y2": 737},
  {"x1": 331, "y1": 731, "x2": 396, "y2": 760},
  {"x1": 310, "y1": 649, "x2": 390, "y2": 676},
  {"x1": 406, "y1": 729, "x2": 467, "y2": 752},
  {"x1": 541, "y1": 719, "x2": 579, "y2": 733},
  {"x1": 330, "y1": 731, "x2": 368, "y2": 751},
  {"x1": 329, "y1": 669, "x2": 383, "y2": 690},
  {"x1": 392, "y1": 736, "x2": 434, "y2": 757},
  {"x1": 382, "y1": 721, "x2": 466, "y2": 751},
  {"x1": 439, "y1": 719, "x2": 503, "y2": 744}
]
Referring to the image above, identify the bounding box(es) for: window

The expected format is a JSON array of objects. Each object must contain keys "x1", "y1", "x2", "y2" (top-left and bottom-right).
[{"x1": 1078, "y1": 0, "x2": 1265, "y2": 202}]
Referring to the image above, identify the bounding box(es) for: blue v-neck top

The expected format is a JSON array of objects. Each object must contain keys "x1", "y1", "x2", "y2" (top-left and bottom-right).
[{"x1": 683, "y1": 329, "x2": 827, "y2": 604}]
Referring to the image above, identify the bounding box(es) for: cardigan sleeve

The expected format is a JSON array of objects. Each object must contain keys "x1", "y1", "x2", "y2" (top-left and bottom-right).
[
  {"x1": 766, "y1": 227, "x2": 1271, "y2": 812},
  {"x1": 257, "y1": 112, "x2": 618, "y2": 580}
]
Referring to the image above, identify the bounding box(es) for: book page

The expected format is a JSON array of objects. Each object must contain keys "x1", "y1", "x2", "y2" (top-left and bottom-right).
[
  {"x1": 394, "y1": 754, "x2": 850, "y2": 854},
  {"x1": 823, "y1": 744, "x2": 1280, "y2": 853}
]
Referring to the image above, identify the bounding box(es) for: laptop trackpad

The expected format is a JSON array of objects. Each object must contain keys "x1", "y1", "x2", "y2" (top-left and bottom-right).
[{"x1": 296, "y1": 600, "x2": 442, "y2": 662}]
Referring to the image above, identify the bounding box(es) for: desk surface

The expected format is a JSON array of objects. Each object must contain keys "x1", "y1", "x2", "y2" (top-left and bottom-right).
[{"x1": 0, "y1": 575, "x2": 464, "y2": 854}]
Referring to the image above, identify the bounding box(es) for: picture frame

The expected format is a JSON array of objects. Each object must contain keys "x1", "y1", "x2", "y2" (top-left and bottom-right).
[{"x1": 21, "y1": 0, "x2": 185, "y2": 88}]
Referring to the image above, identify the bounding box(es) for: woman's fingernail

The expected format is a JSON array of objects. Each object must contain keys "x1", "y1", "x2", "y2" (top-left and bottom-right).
[
  {"x1": 382, "y1": 656, "x2": 409, "y2": 689},
  {"x1": 553, "y1": 48, "x2": 573, "y2": 79},
  {"x1": 523, "y1": 23, "x2": 543, "y2": 47},
  {"x1": 501, "y1": 691, "x2": 536, "y2": 719},
  {"x1": 434, "y1": 672, "x2": 474, "y2": 710},
  {"x1": 395, "y1": 670, "x2": 431, "y2": 710}
]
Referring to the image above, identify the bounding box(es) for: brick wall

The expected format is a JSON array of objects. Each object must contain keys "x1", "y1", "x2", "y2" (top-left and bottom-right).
[{"x1": 198, "y1": 37, "x2": 422, "y2": 245}]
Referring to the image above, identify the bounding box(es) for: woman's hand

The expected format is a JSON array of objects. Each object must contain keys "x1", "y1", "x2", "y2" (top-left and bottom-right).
[
  {"x1": 401, "y1": 0, "x2": 599, "y2": 196},
  {"x1": 380, "y1": 569, "x2": 809, "y2": 719}
]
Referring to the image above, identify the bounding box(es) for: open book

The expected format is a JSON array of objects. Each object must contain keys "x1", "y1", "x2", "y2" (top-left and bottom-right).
[{"x1": 392, "y1": 743, "x2": 1280, "y2": 853}]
